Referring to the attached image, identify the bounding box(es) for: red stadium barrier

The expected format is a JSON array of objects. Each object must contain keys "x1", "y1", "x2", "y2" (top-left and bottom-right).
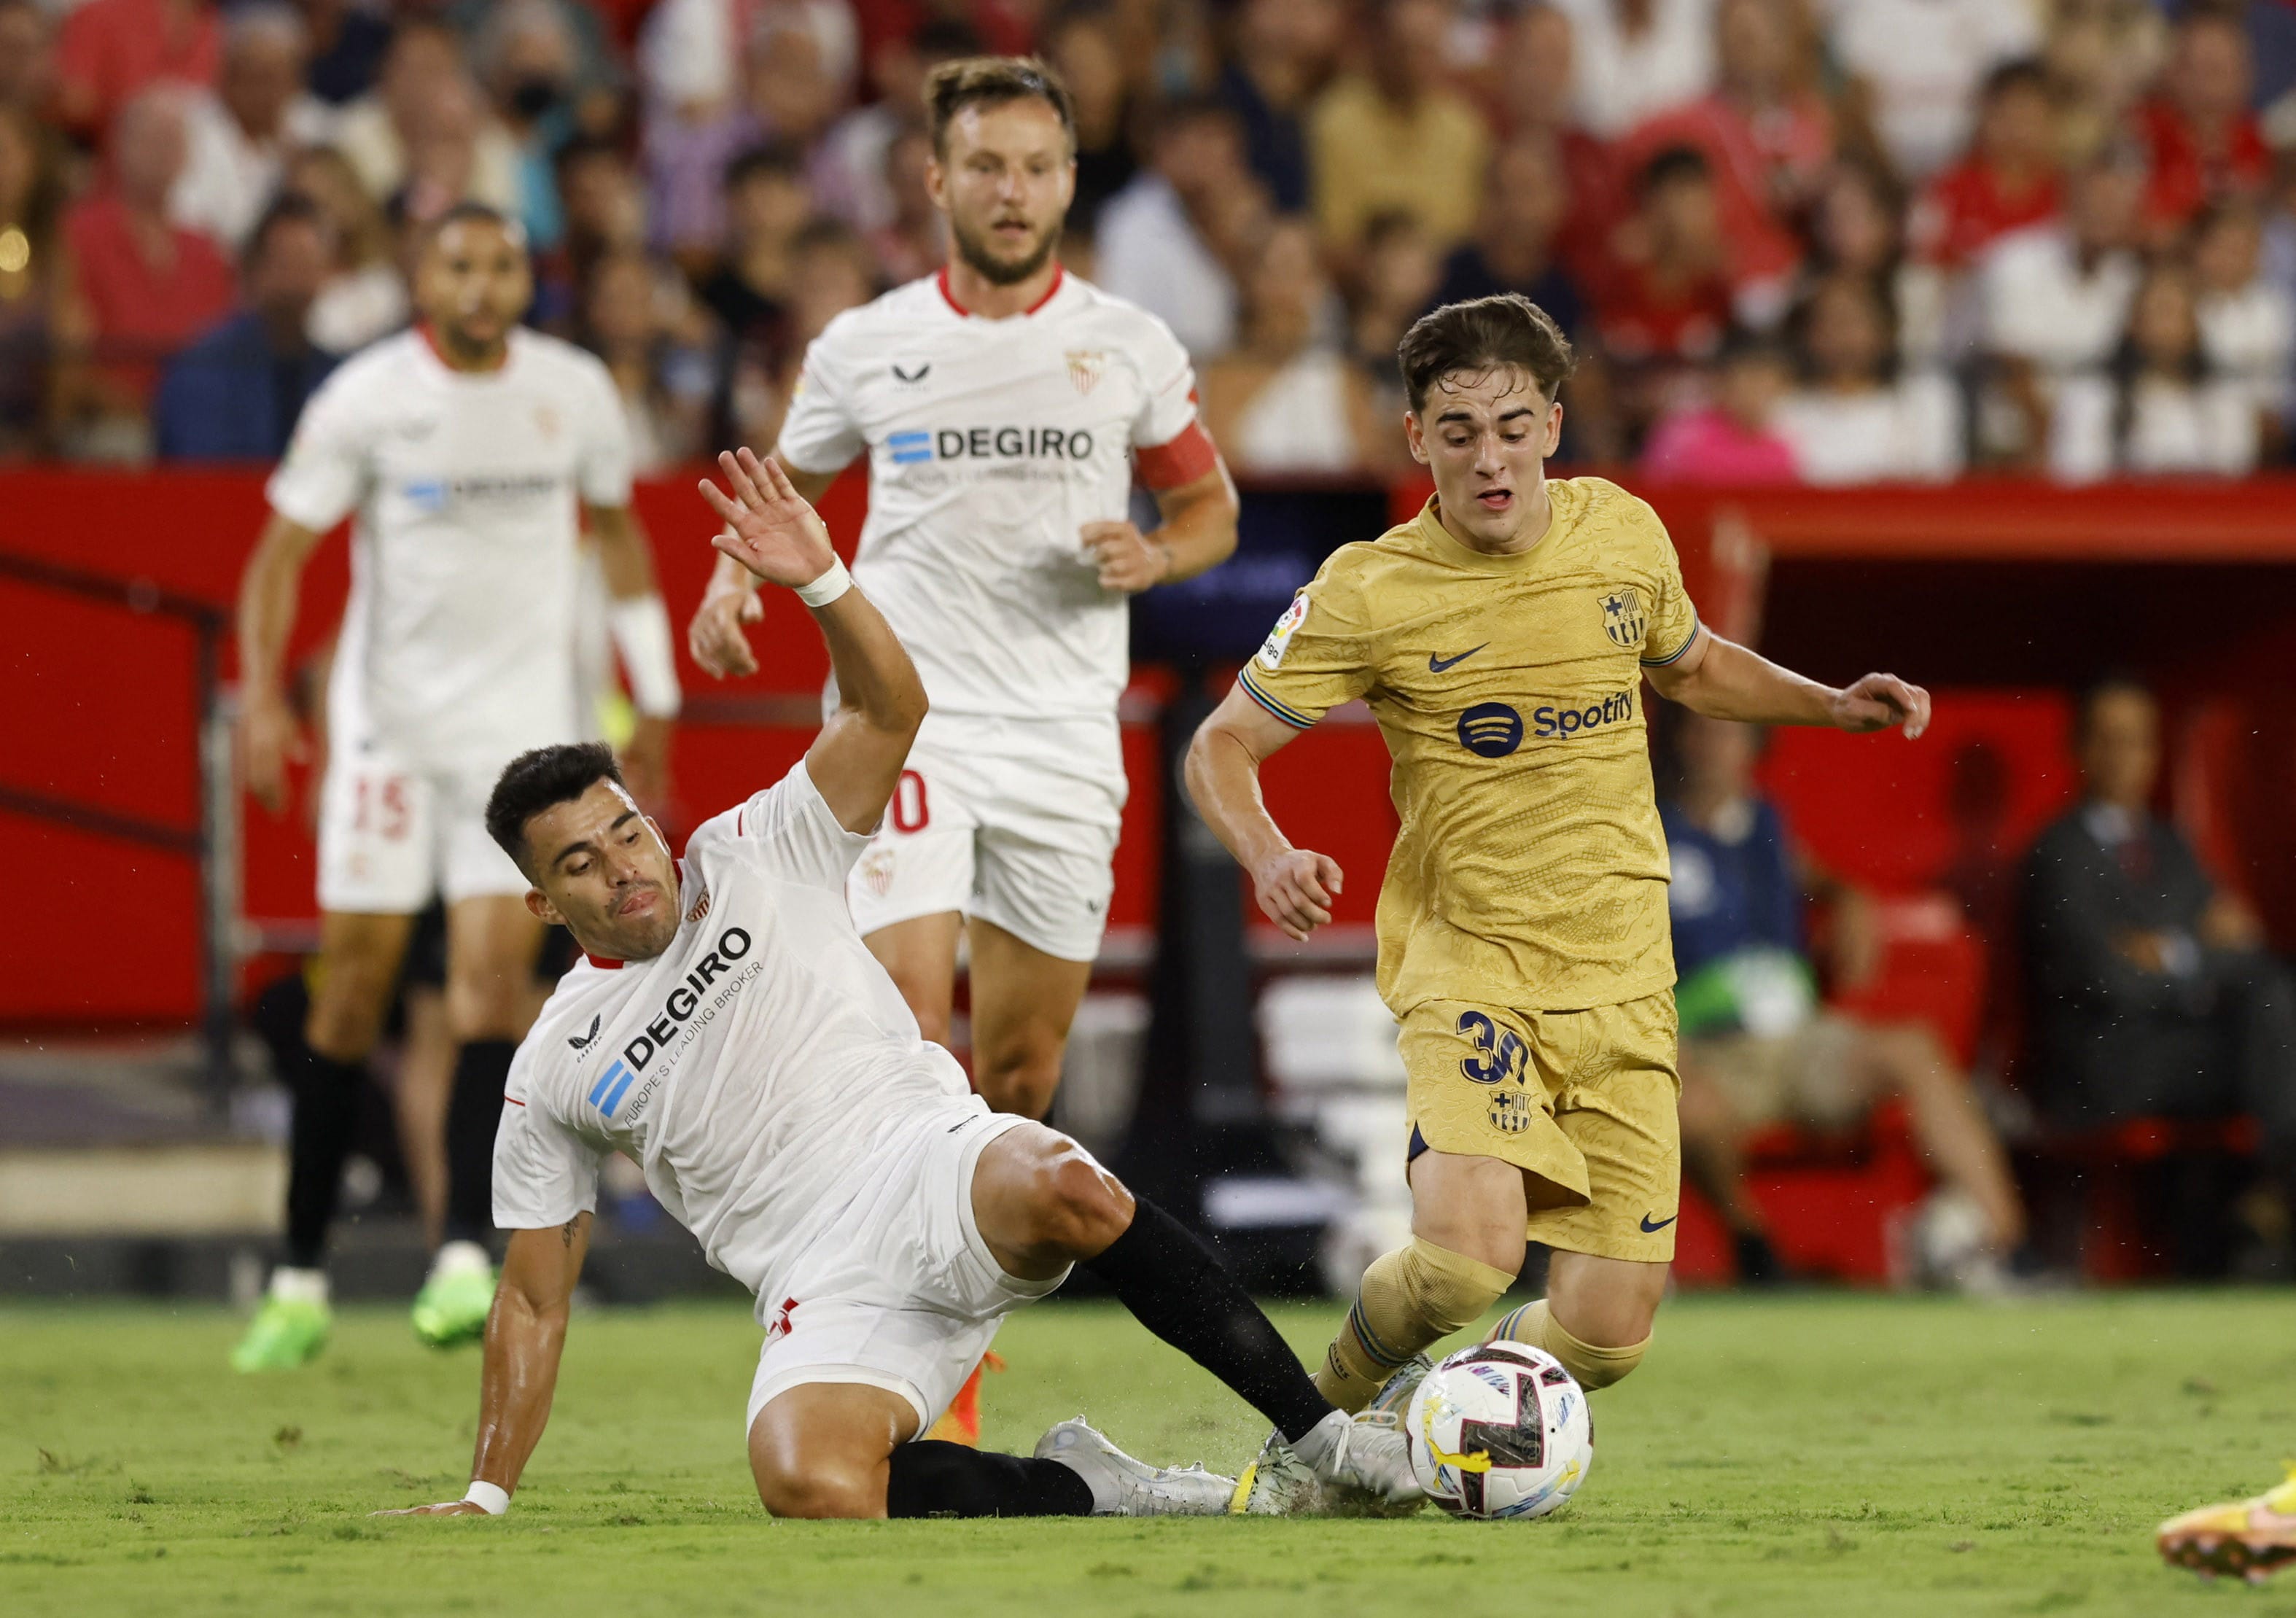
[{"x1": 6, "y1": 468, "x2": 2296, "y2": 1027}]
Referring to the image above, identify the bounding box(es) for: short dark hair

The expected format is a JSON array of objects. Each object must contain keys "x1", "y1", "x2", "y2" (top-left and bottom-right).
[
  {"x1": 924, "y1": 55, "x2": 1075, "y2": 157},
  {"x1": 1396, "y1": 292, "x2": 1577, "y2": 413},
  {"x1": 1980, "y1": 57, "x2": 2049, "y2": 105},
  {"x1": 244, "y1": 191, "x2": 326, "y2": 272},
  {"x1": 724, "y1": 139, "x2": 806, "y2": 192},
  {"x1": 486, "y1": 742, "x2": 625, "y2": 873},
  {"x1": 424, "y1": 199, "x2": 521, "y2": 254},
  {"x1": 1636, "y1": 144, "x2": 1711, "y2": 198}
]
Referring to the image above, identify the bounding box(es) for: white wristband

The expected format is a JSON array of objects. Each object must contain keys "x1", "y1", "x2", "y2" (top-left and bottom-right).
[
  {"x1": 794, "y1": 558, "x2": 852, "y2": 608},
  {"x1": 464, "y1": 1480, "x2": 510, "y2": 1515},
  {"x1": 607, "y1": 594, "x2": 682, "y2": 718}
]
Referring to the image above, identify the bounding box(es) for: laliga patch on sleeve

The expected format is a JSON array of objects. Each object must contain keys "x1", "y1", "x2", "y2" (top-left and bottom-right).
[{"x1": 1256, "y1": 594, "x2": 1310, "y2": 670}]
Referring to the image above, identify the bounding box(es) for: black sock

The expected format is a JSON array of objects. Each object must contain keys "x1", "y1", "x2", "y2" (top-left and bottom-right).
[
  {"x1": 283, "y1": 1046, "x2": 368, "y2": 1271},
  {"x1": 1083, "y1": 1196, "x2": 1334, "y2": 1443},
  {"x1": 884, "y1": 1441, "x2": 1094, "y2": 1517},
  {"x1": 444, "y1": 1039, "x2": 517, "y2": 1248}
]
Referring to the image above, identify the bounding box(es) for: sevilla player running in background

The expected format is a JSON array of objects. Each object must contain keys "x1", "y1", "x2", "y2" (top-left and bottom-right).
[
  {"x1": 686, "y1": 57, "x2": 1238, "y2": 1443},
  {"x1": 233, "y1": 204, "x2": 681, "y2": 1370}
]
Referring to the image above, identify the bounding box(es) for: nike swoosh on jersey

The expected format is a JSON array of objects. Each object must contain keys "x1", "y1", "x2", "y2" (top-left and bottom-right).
[
  {"x1": 1428, "y1": 644, "x2": 1490, "y2": 673},
  {"x1": 1639, "y1": 1213, "x2": 1678, "y2": 1233}
]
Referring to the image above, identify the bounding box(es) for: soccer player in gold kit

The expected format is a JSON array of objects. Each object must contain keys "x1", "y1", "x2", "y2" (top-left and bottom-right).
[{"x1": 1186, "y1": 295, "x2": 1930, "y2": 1498}]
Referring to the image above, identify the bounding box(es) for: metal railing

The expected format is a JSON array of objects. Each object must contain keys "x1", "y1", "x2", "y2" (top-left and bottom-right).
[{"x1": 0, "y1": 551, "x2": 241, "y2": 1105}]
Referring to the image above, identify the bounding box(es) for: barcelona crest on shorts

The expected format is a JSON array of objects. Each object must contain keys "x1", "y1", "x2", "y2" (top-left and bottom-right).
[{"x1": 1599, "y1": 590, "x2": 1646, "y2": 647}]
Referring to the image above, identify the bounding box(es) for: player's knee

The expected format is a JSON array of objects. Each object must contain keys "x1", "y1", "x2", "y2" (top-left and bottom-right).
[
  {"x1": 753, "y1": 1459, "x2": 885, "y2": 1520},
  {"x1": 1493, "y1": 1299, "x2": 1653, "y2": 1391},
  {"x1": 1385, "y1": 1237, "x2": 1517, "y2": 1335},
  {"x1": 444, "y1": 974, "x2": 529, "y2": 1043},
  {"x1": 306, "y1": 976, "x2": 392, "y2": 1059},
  {"x1": 1030, "y1": 1147, "x2": 1132, "y2": 1258},
  {"x1": 976, "y1": 1035, "x2": 1065, "y2": 1121}
]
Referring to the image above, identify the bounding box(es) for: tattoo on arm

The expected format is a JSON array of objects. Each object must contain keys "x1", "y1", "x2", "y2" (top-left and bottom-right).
[{"x1": 561, "y1": 1218, "x2": 580, "y2": 1248}]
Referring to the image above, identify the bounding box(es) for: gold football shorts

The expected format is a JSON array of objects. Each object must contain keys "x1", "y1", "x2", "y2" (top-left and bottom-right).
[{"x1": 1399, "y1": 990, "x2": 1681, "y2": 1263}]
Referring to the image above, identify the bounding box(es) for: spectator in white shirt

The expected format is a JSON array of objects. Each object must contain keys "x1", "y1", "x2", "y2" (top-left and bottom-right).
[
  {"x1": 171, "y1": 5, "x2": 330, "y2": 249},
  {"x1": 1549, "y1": 0, "x2": 1716, "y2": 140},
  {"x1": 1979, "y1": 147, "x2": 2145, "y2": 460},
  {"x1": 1199, "y1": 215, "x2": 1382, "y2": 474},
  {"x1": 2049, "y1": 262, "x2": 2259, "y2": 482},
  {"x1": 1821, "y1": 0, "x2": 2040, "y2": 182},
  {"x1": 284, "y1": 144, "x2": 408, "y2": 354},
  {"x1": 2191, "y1": 198, "x2": 2293, "y2": 432},
  {"x1": 331, "y1": 17, "x2": 518, "y2": 212},
  {"x1": 1772, "y1": 272, "x2": 1961, "y2": 483},
  {"x1": 1095, "y1": 98, "x2": 1264, "y2": 362}
]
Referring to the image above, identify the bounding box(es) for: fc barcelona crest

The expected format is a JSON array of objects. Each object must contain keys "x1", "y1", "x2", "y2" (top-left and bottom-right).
[
  {"x1": 1065, "y1": 349, "x2": 1106, "y2": 394},
  {"x1": 1600, "y1": 590, "x2": 1645, "y2": 647}
]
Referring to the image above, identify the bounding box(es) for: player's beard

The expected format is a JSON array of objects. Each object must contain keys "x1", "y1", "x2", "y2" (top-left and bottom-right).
[{"x1": 949, "y1": 212, "x2": 1059, "y2": 287}]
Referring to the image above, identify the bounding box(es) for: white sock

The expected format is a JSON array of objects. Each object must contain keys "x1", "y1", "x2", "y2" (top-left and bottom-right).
[
  {"x1": 269, "y1": 1267, "x2": 329, "y2": 1306},
  {"x1": 429, "y1": 1240, "x2": 491, "y2": 1279}
]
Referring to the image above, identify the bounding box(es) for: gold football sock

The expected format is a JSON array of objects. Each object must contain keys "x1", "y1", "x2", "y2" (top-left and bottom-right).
[
  {"x1": 1315, "y1": 1238, "x2": 1517, "y2": 1412},
  {"x1": 1488, "y1": 1299, "x2": 1650, "y2": 1390}
]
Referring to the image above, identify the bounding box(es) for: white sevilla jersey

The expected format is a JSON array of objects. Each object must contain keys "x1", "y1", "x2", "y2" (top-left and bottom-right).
[
  {"x1": 267, "y1": 327, "x2": 635, "y2": 769},
  {"x1": 777, "y1": 268, "x2": 1217, "y2": 721},
  {"x1": 493, "y1": 762, "x2": 972, "y2": 1308}
]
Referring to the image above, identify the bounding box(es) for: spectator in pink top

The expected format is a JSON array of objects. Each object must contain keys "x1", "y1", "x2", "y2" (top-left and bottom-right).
[
  {"x1": 53, "y1": 0, "x2": 219, "y2": 138},
  {"x1": 1641, "y1": 327, "x2": 1799, "y2": 483}
]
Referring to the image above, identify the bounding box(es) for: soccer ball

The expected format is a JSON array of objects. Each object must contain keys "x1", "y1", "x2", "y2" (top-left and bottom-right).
[{"x1": 1404, "y1": 1342, "x2": 1593, "y2": 1520}]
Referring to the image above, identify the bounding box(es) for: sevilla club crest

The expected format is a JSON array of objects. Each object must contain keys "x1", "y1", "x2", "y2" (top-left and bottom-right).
[{"x1": 1065, "y1": 349, "x2": 1106, "y2": 394}]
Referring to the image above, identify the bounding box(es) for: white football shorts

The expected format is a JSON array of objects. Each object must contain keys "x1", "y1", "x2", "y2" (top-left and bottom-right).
[
  {"x1": 744, "y1": 1100, "x2": 1066, "y2": 1438},
  {"x1": 315, "y1": 743, "x2": 529, "y2": 914},
  {"x1": 844, "y1": 712, "x2": 1126, "y2": 963}
]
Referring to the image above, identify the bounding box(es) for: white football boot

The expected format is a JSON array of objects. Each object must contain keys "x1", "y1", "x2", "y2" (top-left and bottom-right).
[
  {"x1": 1035, "y1": 1418, "x2": 1237, "y2": 1516},
  {"x1": 1229, "y1": 1397, "x2": 1428, "y2": 1517}
]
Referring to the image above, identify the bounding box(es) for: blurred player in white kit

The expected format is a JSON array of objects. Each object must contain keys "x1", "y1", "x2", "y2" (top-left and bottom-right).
[
  {"x1": 231, "y1": 203, "x2": 682, "y2": 1369},
  {"x1": 686, "y1": 55, "x2": 1239, "y2": 1130}
]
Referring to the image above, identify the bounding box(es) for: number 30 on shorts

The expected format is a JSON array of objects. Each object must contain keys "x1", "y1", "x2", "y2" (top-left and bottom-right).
[
  {"x1": 1456, "y1": 1010, "x2": 1526, "y2": 1086},
  {"x1": 890, "y1": 769, "x2": 930, "y2": 834}
]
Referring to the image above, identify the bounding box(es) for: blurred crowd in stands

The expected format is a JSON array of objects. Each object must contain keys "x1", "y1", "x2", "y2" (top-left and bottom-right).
[{"x1": 4, "y1": 0, "x2": 2296, "y2": 481}]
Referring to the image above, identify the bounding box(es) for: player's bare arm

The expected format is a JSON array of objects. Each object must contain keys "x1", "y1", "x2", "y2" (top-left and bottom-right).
[
  {"x1": 236, "y1": 510, "x2": 329, "y2": 814},
  {"x1": 1082, "y1": 460, "x2": 1240, "y2": 594},
  {"x1": 375, "y1": 1213, "x2": 591, "y2": 1517},
  {"x1": 700, "y1": 448, "x2": 927, "y2": 832},
  {"x1": 1184, "y1": 688, "x2": 1344, "y2": 943},
  {"x1": 1643, "y1": 629, "x2": 1931, "y2": 739},
  {"x1": 687, "y1": 453, "x2": 847, "y2": 679},
  {"x1": 587, "y1": 502, "x2": 679, "y2": 802}
]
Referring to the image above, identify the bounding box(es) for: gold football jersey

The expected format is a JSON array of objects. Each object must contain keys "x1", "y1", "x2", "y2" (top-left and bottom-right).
[{"x1": 1237, "y1": 478, "x2": 1700, "y2": 1015}]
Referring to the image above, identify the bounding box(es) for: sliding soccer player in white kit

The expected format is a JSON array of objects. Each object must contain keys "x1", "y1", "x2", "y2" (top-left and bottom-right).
[
  {"x1": 686, "y1": 56, "x2": 1238, "y2": 1129},
  {"x1": 233, "y1": 203, "x2": 683, "y2": 1369},
  {"x1": 377, "y1": 451, "x2": 1412, "y2": 1522}
]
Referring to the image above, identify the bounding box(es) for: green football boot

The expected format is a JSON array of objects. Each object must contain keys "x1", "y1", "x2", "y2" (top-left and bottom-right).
[
  {"x1": 230, "y1": 1292, "x2": 332, "y2": 1373},
  {"x1": 410, "y1": 1242, "x2": 496, "y2": 1349}
]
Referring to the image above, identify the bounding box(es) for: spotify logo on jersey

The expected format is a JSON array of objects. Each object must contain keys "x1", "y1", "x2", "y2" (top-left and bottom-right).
[{"x1": 1456, "y1": 703, "x2": 1525, "y2": 758}]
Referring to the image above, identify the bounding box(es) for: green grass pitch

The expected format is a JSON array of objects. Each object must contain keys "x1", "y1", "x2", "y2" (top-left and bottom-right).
[{"x1": 6, "y1": 1291, "x2": 2295, "y2": 1616}]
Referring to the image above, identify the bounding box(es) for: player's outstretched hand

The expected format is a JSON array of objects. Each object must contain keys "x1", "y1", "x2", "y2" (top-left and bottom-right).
[
  {"x1": 369, "y1": 1500, "x2": 490, "y2": 1517},
  {"x1": 688, "y1": 576, "x2": 764, "y2": 679},
  {"x1": 1081, "y1": 520, "x2": 1171, "y2": 594},
  {"x1": 1831, "y1": 673, "x2": 1930, "y2": 739},
  {"x1": 700, "y1": 448, "x2": 837, "y2": 593},
  {"x1": 238, "y1": 691, "x2": 308, "y2": 816},
  {"x1": 1254, "y1": 849, "x2": 1344, "y2": 941}
]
